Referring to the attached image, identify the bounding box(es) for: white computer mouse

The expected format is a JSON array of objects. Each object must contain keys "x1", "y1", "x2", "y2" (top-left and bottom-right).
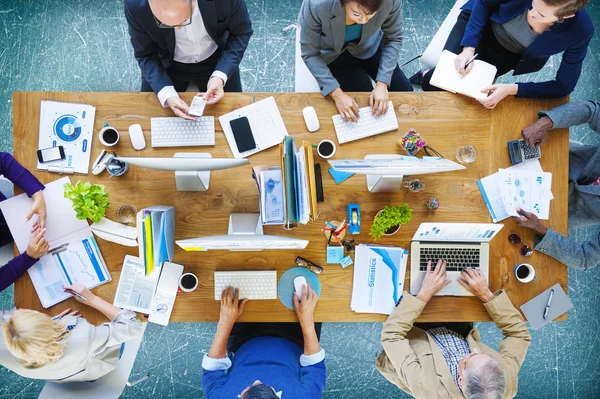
[
  {"x1": 128, "y1": 124, "x2": 146, "y2": 150},
  {"x1": 294, "y1": 276, "x2": 308, "y2": 301},
  {"x1": 302, "y1": 106, "x2": 320, "y2": 132}
]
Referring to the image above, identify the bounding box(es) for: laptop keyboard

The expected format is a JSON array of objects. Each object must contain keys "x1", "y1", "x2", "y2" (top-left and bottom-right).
[{"x1": 419, "y1": 247, "x2": 481, "y2": 271}]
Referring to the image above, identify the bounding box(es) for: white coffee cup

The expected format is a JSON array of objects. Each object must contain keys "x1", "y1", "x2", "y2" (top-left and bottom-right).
[
  {"x1": 179, "y1": 273, "x2": 198, "y2": 292},
  {"x1": 316, "y1": 139, "x2": 336, "y2": 159},
  {"x1": 99, "y1": 123, "x2": 120, "y2": 147},
  {"x1": 514, "y1": 263, "x2": 536, "y2": 283}
]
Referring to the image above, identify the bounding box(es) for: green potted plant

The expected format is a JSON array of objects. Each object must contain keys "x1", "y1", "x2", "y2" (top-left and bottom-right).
[
  {"x1": 370, "y1": 204, "x2": 412, "y2": 241},
  {"x1": 64, "y1": 181, "x2": 110, "y2": 223}
]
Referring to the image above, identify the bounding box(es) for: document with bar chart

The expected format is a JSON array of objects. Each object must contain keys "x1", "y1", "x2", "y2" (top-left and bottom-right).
[
  {"x1": 412, "y1": 223, "x2": 503, "y2": 243},
  {"x1": 114, "y1": 255, "x2": 161, "y2": 314}
]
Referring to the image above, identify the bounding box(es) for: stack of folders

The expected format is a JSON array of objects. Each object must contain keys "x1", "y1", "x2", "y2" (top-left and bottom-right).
[
  {"x1": 477, "y1": 159, "x2": 553, "y2": 223},
  {"x1": 136, "y1": 206, "x2": 175, "y2": 276},
  {"x1": 252, "y1": 137, "x2": 318, "y2": 226},
  {"x1": 351, "y1": 245, "x2": 408, "y2": 315}
]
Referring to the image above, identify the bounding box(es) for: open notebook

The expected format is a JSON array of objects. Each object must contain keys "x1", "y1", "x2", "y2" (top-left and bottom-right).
[{"x1": 430, "y1": 50, "x2": 497, "y2": 100}]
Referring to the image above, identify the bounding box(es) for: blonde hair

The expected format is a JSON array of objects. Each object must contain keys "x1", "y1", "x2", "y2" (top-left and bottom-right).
[{"x1": 1, "y1": 309, "x2": 70, "y2": 368}]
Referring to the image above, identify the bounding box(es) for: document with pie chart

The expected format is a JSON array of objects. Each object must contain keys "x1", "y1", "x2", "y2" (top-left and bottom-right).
[{"x1": 37, "y1": 100, "x2": 96, "y2": 174}]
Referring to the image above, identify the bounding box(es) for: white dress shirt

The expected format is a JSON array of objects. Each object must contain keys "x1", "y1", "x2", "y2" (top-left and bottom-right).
[{"x1": 157, "y1": 3, "x2": 228, "y2": 106}]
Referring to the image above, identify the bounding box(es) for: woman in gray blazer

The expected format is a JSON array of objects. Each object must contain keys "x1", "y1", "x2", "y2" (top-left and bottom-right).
[
  {"x1": 0, "y1": 284, "x2": 142, "y2": 382},
  {"x1": 299, "y1": 0, "x2": 412, "y2": 122}
]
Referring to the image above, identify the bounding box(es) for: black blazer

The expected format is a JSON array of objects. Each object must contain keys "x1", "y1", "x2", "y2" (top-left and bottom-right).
[{"x1": 124, "y1": 0, "x2": 253, "y2": 93}]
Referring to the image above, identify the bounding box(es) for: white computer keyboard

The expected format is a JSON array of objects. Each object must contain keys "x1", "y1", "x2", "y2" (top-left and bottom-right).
[
  {"x1": 214, "y1": 270, "x2": 278, "y2": 300},
  {"x1": 151, "y1": 117, "x2": 215, "y2": 147},
  {"x1": 332, "y1": 101, "x2": 399, "y2": 144}
]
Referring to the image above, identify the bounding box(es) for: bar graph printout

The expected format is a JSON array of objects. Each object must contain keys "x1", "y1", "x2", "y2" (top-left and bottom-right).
[{"x1": 114, "y1": 255, "x2": 160, "y2": 313}]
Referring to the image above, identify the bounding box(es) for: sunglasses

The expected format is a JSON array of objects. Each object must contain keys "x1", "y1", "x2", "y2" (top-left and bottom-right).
[
  {"x1": 295, "y1": 256, "x2": 323, "y2": 274},
  {"x1": 508, "y1": 232, "x2": 533, "y2": 257}
]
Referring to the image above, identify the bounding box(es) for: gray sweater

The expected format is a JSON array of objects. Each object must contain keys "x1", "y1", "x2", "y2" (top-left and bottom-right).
[{"x1": 534, "y1": 100, "x2": 600, "y2": 271}]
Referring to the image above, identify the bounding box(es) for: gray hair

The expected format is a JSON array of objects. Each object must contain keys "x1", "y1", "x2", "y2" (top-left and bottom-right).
[{"x1": 462, "y1": 358, "x2": 506, "y2": 399}]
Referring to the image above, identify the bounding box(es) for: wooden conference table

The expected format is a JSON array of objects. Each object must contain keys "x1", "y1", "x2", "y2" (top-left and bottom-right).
[{"x1": 12, "y1": 92, "x2": 569, "y2": 325}]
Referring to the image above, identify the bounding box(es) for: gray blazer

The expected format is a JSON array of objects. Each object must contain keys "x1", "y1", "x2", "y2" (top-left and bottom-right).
[
  {"x1": 299, "y1": 0, "x2": 404, "y2": 96},
  {"x1": 534, "y1": 100, "x2": 600, "y2": 271}
]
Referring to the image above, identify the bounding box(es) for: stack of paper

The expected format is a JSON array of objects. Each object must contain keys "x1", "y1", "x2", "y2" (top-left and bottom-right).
[
  {"x1": 477, "y1": 160, "x2": 553, "y2": 223},
  {"x1": 351, "y1": 245, "x2": 409, "y2": 315},
  {"x1": 136, "y1": 206, "x2": 175, "y2": 276}
]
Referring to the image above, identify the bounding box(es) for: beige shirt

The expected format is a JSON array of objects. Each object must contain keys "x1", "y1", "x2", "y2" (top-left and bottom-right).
[
  {"x1": 376, "y1": 291, "x2": 531, "y2": 398},
  {"x1": 0, "y1": 309, "x2": 142, "y2": 382}
]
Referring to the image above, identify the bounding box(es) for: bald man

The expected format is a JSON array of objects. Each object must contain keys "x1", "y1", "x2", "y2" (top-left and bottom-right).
[{"x1": 124, "y1": 0, "x2": 252, "y2": 119}]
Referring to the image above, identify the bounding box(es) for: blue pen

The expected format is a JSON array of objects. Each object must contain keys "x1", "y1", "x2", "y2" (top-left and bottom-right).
[{"x1": 325, "y1": 221, "x2": 336, "y2": 229}]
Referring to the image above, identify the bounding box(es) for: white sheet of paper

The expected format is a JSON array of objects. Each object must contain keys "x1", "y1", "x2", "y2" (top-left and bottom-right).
[
  {"x1": 113, "y1": 255, "x2": 160, "y2": 314},
  {"x1": 0, "y1": 177, "x2": 88, "y2": 253},
  {"x1": 218, "y1": 96, "x2": 288, "y2": 158},
  {"x1": 148, "y1": 261, "x2": 183, "y2": 326}
]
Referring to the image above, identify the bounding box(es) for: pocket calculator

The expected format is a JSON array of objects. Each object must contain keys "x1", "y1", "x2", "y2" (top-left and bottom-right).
[{"x1": 507, "y1": 139, "x2": 542, "y2": 165}]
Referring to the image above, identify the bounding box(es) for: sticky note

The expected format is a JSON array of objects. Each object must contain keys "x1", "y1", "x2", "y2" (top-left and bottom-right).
[
  {"x1": 326, "y1": 246, "x2": 344, "y2": 264},
  {"x1": 340, "y1": 256, "x2": 353, "y2": 268},
  {"x1": 329, "y1": 168, "x2": 354, "y2": 184}
]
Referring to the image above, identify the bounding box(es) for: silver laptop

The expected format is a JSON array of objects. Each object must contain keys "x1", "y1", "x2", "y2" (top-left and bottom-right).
[{"x1": 410, "y1": 223, "x2": 503, "y2": 296}]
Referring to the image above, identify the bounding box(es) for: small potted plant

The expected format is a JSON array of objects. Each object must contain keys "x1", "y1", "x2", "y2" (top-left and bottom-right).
[
  {"x1": 64, "y1": 181, "x2": 110, "y2": 223},
  {"x1": 370, "y1": 204, "x2": 412, "y2": 241}
]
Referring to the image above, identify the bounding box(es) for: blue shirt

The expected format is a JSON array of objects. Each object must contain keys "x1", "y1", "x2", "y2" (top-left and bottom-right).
[
  {"x1": 202, "y1": 337, "x2": 326, "y2": 398},
  {"x1": 344, "y1": 24, "x2": 362, "y2": 42},
  {"x1": 427, "y1": 327, "x2": 471, "y2": 390}
]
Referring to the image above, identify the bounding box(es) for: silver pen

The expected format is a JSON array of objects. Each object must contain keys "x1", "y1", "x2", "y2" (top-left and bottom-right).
[
  {"x1": 542, "y1": 289, "x2": 554, "y2": 320},
  {"x1": 465, "y1": 53, "x2": 479, "y2": 68}
]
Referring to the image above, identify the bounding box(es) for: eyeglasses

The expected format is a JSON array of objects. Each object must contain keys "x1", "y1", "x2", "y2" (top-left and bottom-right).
[
  {"x1": 295, "y1": 256, "x2": 323, "y2": 274},
  {"x1": 508, "y1": 232, "x2": 533, "y2": 257},
  {"x1": 153, "y1": 0, "x2": 193, "y2": 28}
]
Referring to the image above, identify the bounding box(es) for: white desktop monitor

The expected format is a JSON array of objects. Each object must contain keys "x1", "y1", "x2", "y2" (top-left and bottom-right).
[
  {"x1": 176, "y1": 213, "x2": 309, "y2": 251},
  {"x1": 328, "y1": 155, "x2": 466, "y2": 193},
  {"x1": 114, "y1": 153, "x2": 249, "y2": 192}
]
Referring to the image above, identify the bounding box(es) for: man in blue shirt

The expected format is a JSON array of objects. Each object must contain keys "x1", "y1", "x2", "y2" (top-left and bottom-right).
[{"x1": 202, "y1": 285, "x2": 326, "y2": 398}]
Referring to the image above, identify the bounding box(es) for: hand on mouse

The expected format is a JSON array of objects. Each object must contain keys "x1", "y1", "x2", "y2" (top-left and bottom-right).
[{"x1": 293, "y1": 283, "x2": 318, "y2": 328}]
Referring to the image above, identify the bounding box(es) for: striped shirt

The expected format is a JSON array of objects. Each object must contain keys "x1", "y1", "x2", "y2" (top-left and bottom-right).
[{"x1": 427, "y1": 327, "x2": 471, "y2": 390}]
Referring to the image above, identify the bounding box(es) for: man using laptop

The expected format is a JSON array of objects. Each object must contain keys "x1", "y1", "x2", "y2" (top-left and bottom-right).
[
  {"x1": 518, "y1": 100, "x2": 600, "y2": 271},
  {"x1": 124, "y1": 0, "x2": 253, "y2": 119},
  {"x1": 377, "y1": 260, "x2": 531, "y2": 398}
]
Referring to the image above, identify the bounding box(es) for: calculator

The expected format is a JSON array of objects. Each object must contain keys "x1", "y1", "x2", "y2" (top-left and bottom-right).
[{"x1": 507, "y1": 139, "x2": 542, "y2": 165}]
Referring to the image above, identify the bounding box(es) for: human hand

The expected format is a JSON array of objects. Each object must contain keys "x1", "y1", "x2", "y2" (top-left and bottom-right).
[
  {"x1": 477, "y1": 84, "x2": 518, "y2": 109},
  {"x1": 521, "y1": 116, "x2": 553, "y2": 147},
  {"x1": 53, "y1": 308, "x2": 81, "y2": 320},
  {"x1": 416, "y1": 259, "x2": 451, "y2": 303},
  {"x1": 293, "y1": 283, "x2": 318, "y2": 327},
  {"x1": 454, "y1": 47, "x2": 476, "y2": 75},
  {"x1": 218, "y1": 286, "x2": 247, "y2": 328},
  {"x1": 26, "y1": 227, "x2": 48, "y2": 259},
  {"x1": 369, "y1": 82, "x2": 390, "y2": 117},
  {"x1": 63, "y1": 284, "x2": 96, "y2": 304},
  {"x1": 202, "y1": 76, "x2": 225, "y2": 105},
  {"x1": 458, "y1": 268, "x2": 495, "y2": 302},
  {"x1": 27, "y1": 191, "x2": 47, "y2": 232},
  {"x1": 513, "y1": 208, "x2": 548, "y2": 236},
  {"x1": 165, "y1": 96, "x2": 196, "y2": 121},
  {"x1": 331, "y1": 88, "x2": 360, "y2": 122}
]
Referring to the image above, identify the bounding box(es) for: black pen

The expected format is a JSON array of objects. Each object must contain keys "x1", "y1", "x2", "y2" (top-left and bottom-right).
[{"x1": 543, "y1": 289, "x2": 554, "y2": 320}]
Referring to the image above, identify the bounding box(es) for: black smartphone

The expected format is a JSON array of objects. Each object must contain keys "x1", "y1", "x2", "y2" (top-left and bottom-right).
[
  {"x1": 229, "y1": 116, "x2": 257, "y2": 153},
  {"x1": 37, "y1": 146, "x2": 66, "y2": 163}
]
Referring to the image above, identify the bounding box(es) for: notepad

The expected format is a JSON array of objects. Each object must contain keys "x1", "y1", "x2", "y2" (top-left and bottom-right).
[
  {"x1": 430, "y1": 50, "x2": 497, "y2": 100},
  {"x1": 520, "y1": 283, "x2": 573, "y2": 330}
]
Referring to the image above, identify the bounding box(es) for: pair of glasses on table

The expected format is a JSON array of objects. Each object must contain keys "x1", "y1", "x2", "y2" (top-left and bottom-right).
[
  {"x1": 153, "y1": 0, "x2": 193, "y2": 28},
  {"x1": 508, "y1": 232, "x2": 533, "y2": 257},
  {"x1": 295, "y1": 256, "x2": 323, "y2": 274}
]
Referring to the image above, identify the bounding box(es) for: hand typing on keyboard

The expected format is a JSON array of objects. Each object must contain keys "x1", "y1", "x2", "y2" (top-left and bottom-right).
[
  {"x1": 457, "y1": 269, "x2": 496, "y2": 303},
  {"x1": 415, "y1": 260, "x2": 451, "y2": 303},
  {"x1": 331, "y1": 88, "x2": 360, "y2": 122},
  {"x1": 218, "y1": 286, "x2": 248, "y2": 328},
  {"x1": 369, "y1": 82, "x2": 390, "y2": 117}
]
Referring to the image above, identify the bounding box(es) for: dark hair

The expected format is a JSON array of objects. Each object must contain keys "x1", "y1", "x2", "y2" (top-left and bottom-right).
[
  {"x1": 543, "y1": 0, "x2": 589, "y2": 20},
  {"x1": 244, "y1": 384, "x2": 279, "y2": 399},
  {"x1": 340, "y1": 0, "x2": 385, "y2": 14}
]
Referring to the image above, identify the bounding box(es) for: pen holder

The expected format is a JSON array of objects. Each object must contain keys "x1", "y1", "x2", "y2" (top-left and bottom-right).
[{"x1": 398, "y1": 129, "x2": 426, "y2": 156}]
